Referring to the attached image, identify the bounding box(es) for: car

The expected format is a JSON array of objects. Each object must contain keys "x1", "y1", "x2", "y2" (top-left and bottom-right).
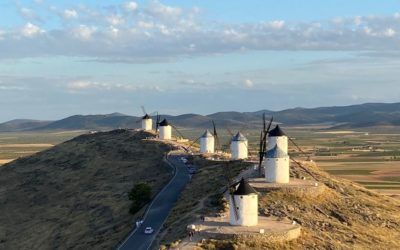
[{"x1": 144, "y1": 227, "x2": 154, "y2": 234}]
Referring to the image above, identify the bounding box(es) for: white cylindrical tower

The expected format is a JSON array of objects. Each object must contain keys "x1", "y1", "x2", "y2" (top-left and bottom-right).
[
  {"x1": 230, "y1": 132, "x2": 248, "y2": 160},
  {"x1": 229, "y1": 178, "x2": 258, "y2": 226},
  {"x1": 264, "y1": 145, "x2": 290, "y2": 183},
  {"x1": 141, "y1": 114, "x2": 152, "y2": 131},
  {"x1": 159, "y1": 119, "x2": 172, "y2": 140},
  {"x1": 200, "y1": 130, "x2": 215, "y2": 154},
  {"x1": 267, "y1": 125, "x2": 288, "y2": 154}
]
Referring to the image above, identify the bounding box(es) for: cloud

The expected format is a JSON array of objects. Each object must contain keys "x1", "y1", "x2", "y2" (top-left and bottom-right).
[
  {"x1": 244, "y1": 79, "x2": 254, "y2": 88},
  {"x1": 71, "y1": 25, "x2": 96, "y2": 40},
  {"x1": 383, "y1": 28, "x2": 396, "y2": 37},
  {"x1": 20, "y1": 22, "x2": 44, "y2": 37},
  {"x1": 2, "y1": 2, "x2": 400, "y2": 61},
  {"x1": 124, "y1": 1, "x2": 138, "y2": 12},
  {"x1": 67, "y1": 80, "x2": 162, "y2": 92},
  {"x1": 63, "y1": 9, "x2": 78, "y2": 19}
]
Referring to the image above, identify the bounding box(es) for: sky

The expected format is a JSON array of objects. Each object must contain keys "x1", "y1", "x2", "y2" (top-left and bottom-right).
[{"x1": 1, "y1": 1, "x2": 400, "y2": 122}]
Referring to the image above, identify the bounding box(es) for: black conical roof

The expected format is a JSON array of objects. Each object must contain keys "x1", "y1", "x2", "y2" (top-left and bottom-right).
[
  {"x1": 233, "y1": 178, "x2": 257, "y2": 195},
  {"x1": 232, "y1": 132, "x2": 247, "y2": 141},
  {"x1": 159, "y1": 119, "x2": 169, "y2": 126},
  {"x1": 142, "y1": 114, "x2": 150, "y2": 119},
  {"x1": 269, "y1": 125, "x2": 285, "y2": 137}
]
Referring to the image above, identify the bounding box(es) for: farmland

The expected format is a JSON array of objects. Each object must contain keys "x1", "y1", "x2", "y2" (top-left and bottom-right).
[{"x1": 1, "y1": 126, "x2": 400, "y2": 198}]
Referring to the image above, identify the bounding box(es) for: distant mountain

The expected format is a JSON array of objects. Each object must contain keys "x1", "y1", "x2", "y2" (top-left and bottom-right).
[
  {"x1": 0, "y1": 119, "x2": 52, "y2": 132},
  {"x1": 1, "y1": 102, "x2": 400, "y2": 132}
]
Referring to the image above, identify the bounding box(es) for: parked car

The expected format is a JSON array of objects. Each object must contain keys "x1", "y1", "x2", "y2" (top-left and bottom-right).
[{"x1": 144, "y1": 227, "x2": 154, "y2": 234}]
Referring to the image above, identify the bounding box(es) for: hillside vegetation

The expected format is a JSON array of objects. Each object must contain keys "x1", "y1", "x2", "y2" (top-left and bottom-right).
[
  {"x1": 154, "y1": 156, "x2": 400, "y2": 249},
  {"x1": 199, "y1": 162, "x2": 400, "y2": 249},
  {"x1": 0, "y1": 130, "x2": 173, "y2": 249}
]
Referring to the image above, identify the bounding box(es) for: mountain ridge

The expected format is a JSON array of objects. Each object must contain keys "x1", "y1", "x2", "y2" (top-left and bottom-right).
[{"x1": 1, "y1": 102, "x2": 400, "y2": 132}]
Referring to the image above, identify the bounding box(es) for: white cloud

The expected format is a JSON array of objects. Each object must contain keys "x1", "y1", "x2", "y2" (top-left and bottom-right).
[
  {"x1": 269, "y1": 20, "x2": 285, "y2": 29},
  {"x1": 2, "y1": 4, "x2": 400, "y2": 61},
  {"x1": 63, "y1": 9, "x2": 78, "y2": 19},
  {"x1": 67, "y1": 80, "x2": 160, "y2": 92},
  {"x1": 21, "y1": 23, "x2": 44, "y2": 38},
  {"x1": 138, "y1": 21, "x2": 154, "y2": 29},
  {"x1": 354, "y1": 16, "x2": 362, "y2": 26},
  {"x1": 0, "y1": 30, "x2": 4, "y2": 40},
  {"x1": 124, "y1": 2, "x2": 138, "y2": 12},
  {"x1": 149, "y1": 1, "x2": 182, "y2": 19},
  {"x1": 107, "y1": 15, "x2": 125, "y2": 26},
  {"x1": 244, "y1": 79, "x2": 254, "y2": 88},
  {"x1": 71, "y1": 25, "x2": 96, "y2": 40},
  {"x1": 383, "y1": 28, "x2": 396, "y2": 37}
]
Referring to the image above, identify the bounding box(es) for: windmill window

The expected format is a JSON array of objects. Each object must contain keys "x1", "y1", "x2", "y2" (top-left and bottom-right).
[
  {"x1": 240, "y1": 196, "x2": 243, "y2": 199},
  {"x1": 237, "y1": 207, "x2": 239, "y2": 210}
]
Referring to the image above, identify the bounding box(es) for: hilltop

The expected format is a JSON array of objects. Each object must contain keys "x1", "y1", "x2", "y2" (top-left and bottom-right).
[
  {"x1": 0, "y1": 130, "x2": 174, "y2": 249},
  {"x1": 2, "y1": 102, "x2": 400, "y2": 132},
  {"x1": 158, "y1": 159, "x2": 400, "y2": 249}
]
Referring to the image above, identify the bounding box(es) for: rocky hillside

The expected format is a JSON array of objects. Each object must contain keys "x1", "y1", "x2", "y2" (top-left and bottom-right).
[
  {"x1": 0, "y1": 130, "x2": 174, "y2": 249},
  {"x1": 160, "y1": 159, "x2": 400, "y2": 249}
]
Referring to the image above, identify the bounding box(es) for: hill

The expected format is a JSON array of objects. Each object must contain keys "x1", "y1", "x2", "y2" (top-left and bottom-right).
[
  {"x1": 0, "y1": 130, "x2": 174, "y2": 249},
  {"x1": 0, "y1": 119, "x2": 52, "y2": 132},
  {"x1": 158, "y1": 159, "x2": 400, "y2": 249},
  {"x1": 2, "y1": 102, "x2": 400, "y2": 131}
]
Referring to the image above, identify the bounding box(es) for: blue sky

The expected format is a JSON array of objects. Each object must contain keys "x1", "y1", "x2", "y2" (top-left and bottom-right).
[{"x1": 1, "y1": 0, "x2": 400, "y2": 121}]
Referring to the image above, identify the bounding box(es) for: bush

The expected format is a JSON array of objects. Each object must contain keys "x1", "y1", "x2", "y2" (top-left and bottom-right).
[{"x1": 129, "y1": 182, "x2": 152, "y2": 214}]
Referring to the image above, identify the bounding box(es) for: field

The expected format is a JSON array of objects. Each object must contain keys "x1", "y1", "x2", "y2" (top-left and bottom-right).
[
  {"x1": 1, "y1": 126, "x2": 400, "y2": 198},
  {"x1": 0, "y1": 131, "x2": 85, "y2": 165},
  {"x1": 177, "y1": 126, "x2": 400, "y2": 199}
]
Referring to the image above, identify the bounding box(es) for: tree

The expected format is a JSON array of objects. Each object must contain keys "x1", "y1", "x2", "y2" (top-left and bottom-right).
[{"x1": 129, "y1": 182, "x2": 152, "y2": 214}]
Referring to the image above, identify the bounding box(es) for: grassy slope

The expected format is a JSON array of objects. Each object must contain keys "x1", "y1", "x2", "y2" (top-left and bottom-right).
[
  {"x1": 156, "y1": 154, "x2": 400, "y2": 249},
  {"x1": 158, "y1": 159, "x2": 252, "y2": 248},
  {"x1": 202, "y1": 162, "x2": 400, "y2": 249},
  {"x1": 0, "y1": 130, "x2": 173, "y2": 250}
]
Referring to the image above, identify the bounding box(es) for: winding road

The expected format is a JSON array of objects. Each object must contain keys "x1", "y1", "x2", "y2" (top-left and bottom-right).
[{"x1": 117, "y1": 154, "x2": 190, "y2": 250}]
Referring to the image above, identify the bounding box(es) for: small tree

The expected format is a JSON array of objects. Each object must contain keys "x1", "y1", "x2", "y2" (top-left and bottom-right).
[{"x1": 129, "y1": 182, "x2": 152, "y2": 214}]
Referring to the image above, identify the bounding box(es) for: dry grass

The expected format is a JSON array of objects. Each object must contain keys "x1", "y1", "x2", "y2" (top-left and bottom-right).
[
  {"x1": 157, "y1": 159, "x2": 252, "y2": 248},
  {"x1": 0, "y1": 130, "x2": 174, "y2": 250},
  {"x1": 199, "y1": 162, "x2": 400, "y2": 249}
]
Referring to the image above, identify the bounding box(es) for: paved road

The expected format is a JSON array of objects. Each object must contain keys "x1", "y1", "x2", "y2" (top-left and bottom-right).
[{"x1": 118, "y1": 154, "x2": 190, "y2": 250}]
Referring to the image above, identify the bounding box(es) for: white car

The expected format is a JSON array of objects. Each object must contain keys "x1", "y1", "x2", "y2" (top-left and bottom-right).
[{"x1": 144, "y1": 227, "x2": 154, "y2": 234}]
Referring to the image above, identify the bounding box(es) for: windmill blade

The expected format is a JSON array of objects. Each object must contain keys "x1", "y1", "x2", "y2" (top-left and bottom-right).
[
  {"x1": 290, "y1": 156, "x2": 318, "y2": 181},
  {"x1": 258, "y1": 115, "x2": 273, "y2": 176},
  {"x1": 170, "y1": 124, "x2": 186, "y2": 139},
  {"x1": 258, "y1": 131, "x2": 264, "y2": 176},
  {"x1": 223, "y1": 161, "x2": 239, "y2": 221},
  {"x1": 183, "y1": 136, "x2": 201, "y2": 152},
  {"x1": 262, "y1": 116, "x2": 273, "y2": 151},
  {"x1": 149, "y1": 111, "x2": 158, "y2": 116},
  {"x1": 141, "y1": 105, "x2": 147, "y2": 115},
  {"x1": 155, "y1": 113, "x2": 160, "y2": 131},
  {"x1": 288, "y1": 136, "x2": 308, "y2": 156},
  {"x1": 212, "y1": 120, "x2": 221, "y2": 151},
  {"x1": 225, "y1": 126, "x2": 234, "y2": 137}
]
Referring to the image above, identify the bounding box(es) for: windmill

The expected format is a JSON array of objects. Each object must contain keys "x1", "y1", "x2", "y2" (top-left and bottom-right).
[
  {"x1": 137, "y1": 106, "x2": 158, "y2": 131},
  {"x1": 263, "y1": 122, "x2": 316, "y2": 183},
  {"x1": 181, "y1": 120, "x2": 220, "y2": 154},
  {"x1": 222, "y1": 161, "x2": 258, "y2": 226}
]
